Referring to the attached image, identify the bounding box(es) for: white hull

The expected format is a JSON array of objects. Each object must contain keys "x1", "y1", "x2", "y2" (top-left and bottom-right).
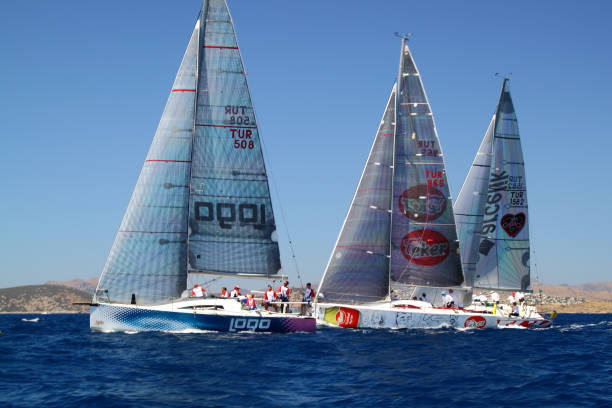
[{"x1": 315, "y1": 300, "x2": 554, "y2": 329}]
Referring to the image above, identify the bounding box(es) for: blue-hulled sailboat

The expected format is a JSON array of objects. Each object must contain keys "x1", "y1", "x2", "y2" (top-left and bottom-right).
[{"x1": 89, "y1": 0, "x2": 315, "y2": 333}]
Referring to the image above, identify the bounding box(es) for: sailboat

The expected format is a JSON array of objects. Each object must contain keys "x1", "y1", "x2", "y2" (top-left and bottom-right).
[
  {"x1": 455, "y1": 79, "x2": 555, "y2": 328},
  {"x1": 313, "y1": 37, "x2": 499, "y2": 329},
  {"x1": 89, "y1": 0, "x2": 315, "y2": 333}
]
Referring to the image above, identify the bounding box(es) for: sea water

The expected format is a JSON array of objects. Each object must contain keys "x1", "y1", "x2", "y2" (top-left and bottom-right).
[{"x1": 0, "y1": 313, "x2": 610, "y2": 407}]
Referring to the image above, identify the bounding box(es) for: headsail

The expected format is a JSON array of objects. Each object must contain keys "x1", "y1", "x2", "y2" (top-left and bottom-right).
[
  {"x1": 318, "y1": 85, "x2": 396, "y2": 304},
  {"x1": 96, "y1": 0, "x2": 281, "y2": 304},
  {"x1": 95, "y1": 18, "x2": 200, "y2": 304},
  {"x1": 454, "y1": 117, "x2": 494, "y2": 287},
  {"x1": 187, "y1": 0, "x2": 280, "y2": 278},
  {"x1": 455, "y1": 80, "x2": 530, "y2": 290},
  {"x1": 389, "y1": 39, "x2": 463, "y2": 287}
]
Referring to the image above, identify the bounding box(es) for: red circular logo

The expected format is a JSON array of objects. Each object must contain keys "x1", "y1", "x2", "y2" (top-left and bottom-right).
[
  {"x1": 335, "y1": 307, "x2": 359, "y2": 328},
  {"x1": 400, "y1": 229, "x2": 450, "y2": 266},
  {"x1": 398, "y1": 185, "x2": 447, "y2": 221},
  {"x1": 464, "y1": 315, "x2": 487, "y2": 329}
]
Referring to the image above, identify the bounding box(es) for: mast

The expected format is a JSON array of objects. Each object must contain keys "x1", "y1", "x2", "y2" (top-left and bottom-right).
[
  {"x1": 185, "y1": 1, "x2": 208, "y2": 281},
  {"x1": 387, "y1": 36, "x2": 405, "y2": 298}
]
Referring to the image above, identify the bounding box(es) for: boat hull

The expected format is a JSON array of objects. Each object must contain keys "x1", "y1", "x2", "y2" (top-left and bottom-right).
[
  {"x1": 90, "y1": 302, "x2": 316, "y2": 333},
  {"x1": 315, "y1": 302, "x2": 498, "y2": 330}
]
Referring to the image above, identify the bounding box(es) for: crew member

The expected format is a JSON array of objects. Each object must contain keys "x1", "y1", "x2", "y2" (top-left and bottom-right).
[
  {"x1": 517, "y1": 292, "x2": 525, "y2": 304},
  {"x1": 191, "y1": 283, "x2": 205, "y2": 297},
  {"x1": 510, "y1": 302, "x2": 520, "y2": 317},
  {"x1": 449, "y1": 289, "x2": 462, "y2": 308},
  {"x1": 301, "y1": 283, "x2": 315, "y2": 316},
  {"x1": 491, "y1": 291, "x2": 500, "y2": 305},
  {"x1": 420, "y1": 292, "x2": 430, "y2": 303},
  {"x1": 230, "y1": 286, "x2": 241, "y2": 297},
  {"x1": 263, "y1": 285, "x2": 278, "y2": 312},
  {"x1": 220, "y1": 287, "x2": 229, "y2": 298},
  {"x1": 277, "y1": 280, "x2": 290, "y2": 313},
  {"x1": 508, "y1": 292, "x2": 516, "y2": 305},
  {"x1": 245, "y1": 294, "x2": 257, "y2": 310},
  {"x1": 441, "y1": 291, "x2": 454, "y2": 308}
]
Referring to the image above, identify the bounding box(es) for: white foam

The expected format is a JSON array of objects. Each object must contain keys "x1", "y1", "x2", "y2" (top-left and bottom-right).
[{"x1": 21, "y1": 318, "x2": 39, "y2": 322}]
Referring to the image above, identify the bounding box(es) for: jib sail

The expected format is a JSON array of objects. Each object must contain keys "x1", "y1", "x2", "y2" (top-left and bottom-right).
[{"x1": 318, "y1": 85, "x2": 396, "y2": 304}]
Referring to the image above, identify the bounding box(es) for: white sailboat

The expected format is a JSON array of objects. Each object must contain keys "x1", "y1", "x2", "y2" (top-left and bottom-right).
[
  {"x1": 313, "y1": 37, "x2": 499, "y2": 330},
  {"x1": 455, "y1": 79, "x2": 555, "y2": 328},
  {"x1": 89, "y1": 0, "x2": 315, "y2": 333}
]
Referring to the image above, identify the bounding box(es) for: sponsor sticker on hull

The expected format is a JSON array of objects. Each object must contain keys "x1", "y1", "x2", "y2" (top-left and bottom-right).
[{"x1": 464, "y1": 315, "x2": 487, "y2": 329}]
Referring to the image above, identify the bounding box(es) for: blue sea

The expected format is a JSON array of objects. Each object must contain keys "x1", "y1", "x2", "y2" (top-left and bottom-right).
[{"x1": 0, "y1": 313, "x2": 610, "y2": 407}]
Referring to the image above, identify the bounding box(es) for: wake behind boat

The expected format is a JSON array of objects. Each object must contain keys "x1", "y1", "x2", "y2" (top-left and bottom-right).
[{"x1": 90, "y1": 0, "x2": 314, "y2": 334}]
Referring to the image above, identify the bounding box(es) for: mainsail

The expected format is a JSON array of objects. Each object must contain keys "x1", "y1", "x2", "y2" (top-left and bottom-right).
[
  {"x1": 455, "y1": 79, "x2": 530, "y2": 290},
  {"x1": 389, "y1": 39, "x2": 463, "y2": 288},
  {"x1": 96, "y1": 0, "x2": 280, "y2": 304},
  {"x1": 318, "y1": 38, "x2": 463, "y2": 304}
]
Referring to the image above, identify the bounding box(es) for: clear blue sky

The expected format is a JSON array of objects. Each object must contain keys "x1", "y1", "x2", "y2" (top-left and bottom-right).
[{"x1": 1, "y1": 0, "x2": 611, "y2": 288}]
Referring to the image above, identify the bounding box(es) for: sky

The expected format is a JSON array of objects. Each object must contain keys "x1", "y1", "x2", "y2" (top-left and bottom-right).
[{"x1": 1, "y1": 0, "x2": 611, "y2": 289}]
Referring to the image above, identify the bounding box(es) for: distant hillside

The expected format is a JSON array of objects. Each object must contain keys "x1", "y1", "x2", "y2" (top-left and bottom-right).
[
  {"x1": 45, "y1": 278, "x2": 98, "y2": 295},
  {"x1": 0, "y1": 285, "x2": 91, "y2": 313},
  {"x1": 533, "y1": 281, "x2": 612, "y2": 301}
]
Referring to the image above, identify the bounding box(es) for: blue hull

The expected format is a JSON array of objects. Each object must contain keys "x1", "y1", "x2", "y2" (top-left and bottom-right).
[{"x1": 90, "y1": 304, "x2": 316, "y2": 333}]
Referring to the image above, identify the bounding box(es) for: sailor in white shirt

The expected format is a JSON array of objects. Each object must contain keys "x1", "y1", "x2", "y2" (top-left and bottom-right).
[
  {"x1": 449, "y1": 289, "x2": 462, "y2": 308},
  {"x1": 191, "y1": 283, "x2": 204, "y2": 297},
  {"x1": 508, "y1": 292, "x2": 516, "y2": 305},
  {"x1": 230, "y1": 286, "x2": 241, "y2": 297},
  {"x1": 441, "y1": 291, "x2": 454, "y2": 308},
  {"x1": 491, "y1": 291, "x2": 500, "y2": 304}
]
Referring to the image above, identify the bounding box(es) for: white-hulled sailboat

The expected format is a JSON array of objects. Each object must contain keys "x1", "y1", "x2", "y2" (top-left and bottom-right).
[
  {"x1": 89, "y1": 0, "x2": 315, "y2": 333},
  {"x1": 313, "y1": 37, "x2": 498, "y2": 330},
  {"x1": 455, "y1": 79, "x2": 555, "y2": 328}
]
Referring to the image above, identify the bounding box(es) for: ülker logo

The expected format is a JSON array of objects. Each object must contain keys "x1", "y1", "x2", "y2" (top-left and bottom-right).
[
  {"x1": 464, "y1": 315, "x2": 486, "y2": 329},
  {"x1": 400, "y1": 229, "x2": 450, "y2": 266},
  {"x1": 335, "y1": 307, "x2": 359, "y2": 328}
]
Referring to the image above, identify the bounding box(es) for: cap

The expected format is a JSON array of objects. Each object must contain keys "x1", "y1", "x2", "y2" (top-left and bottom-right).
[
  {"x1": 234, "y1": 286, "x2": 239, "y2": 289},
  {"x1": 194, "y1": 283, "x2": 198, "y2": 287},
  {"x1": 441, "y1": 291, "x2": 447, "y2": 295}
]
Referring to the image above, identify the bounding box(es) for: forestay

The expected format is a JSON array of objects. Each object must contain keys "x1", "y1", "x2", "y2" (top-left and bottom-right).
[
  {"x1": 318, "y1": 86, "x2": 396, "y2": 304},
  {"x1": 389, "y1": 39, "x2": 463, "y2": 287}
]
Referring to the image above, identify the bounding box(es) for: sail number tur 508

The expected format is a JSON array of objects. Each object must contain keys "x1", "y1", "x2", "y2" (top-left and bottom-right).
[{"x1": 194, "y1": 202, "x2": 265, "y2": 230}]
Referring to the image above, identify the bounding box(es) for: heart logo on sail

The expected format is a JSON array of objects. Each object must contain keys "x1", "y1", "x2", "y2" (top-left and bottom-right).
[{"x1": 500, "y1": 213, "x2": 526, "y2": 237}]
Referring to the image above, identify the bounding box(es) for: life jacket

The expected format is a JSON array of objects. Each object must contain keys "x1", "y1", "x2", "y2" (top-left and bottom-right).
[
  {"x1": 221, "y1": 290, "x2": 229, "y2": 298},
  {"x1": 191, "y1": 286, "x2": 204, "y2": 297},
  {"x1": 264, "y1": 290, "x2": 276, "y2": 302},
  {"x1": 278, "y1": 285, "x2": 290, "y2": 299},
  {"x1": 246, "y1": 297, "x2": 256, "y2": 309},
  {"x1": 303, "y1": 288, "x2": 314, "y2": 302},
  {"x1": 230, "y1": 289, "x2": 240, "y2": 297}
]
